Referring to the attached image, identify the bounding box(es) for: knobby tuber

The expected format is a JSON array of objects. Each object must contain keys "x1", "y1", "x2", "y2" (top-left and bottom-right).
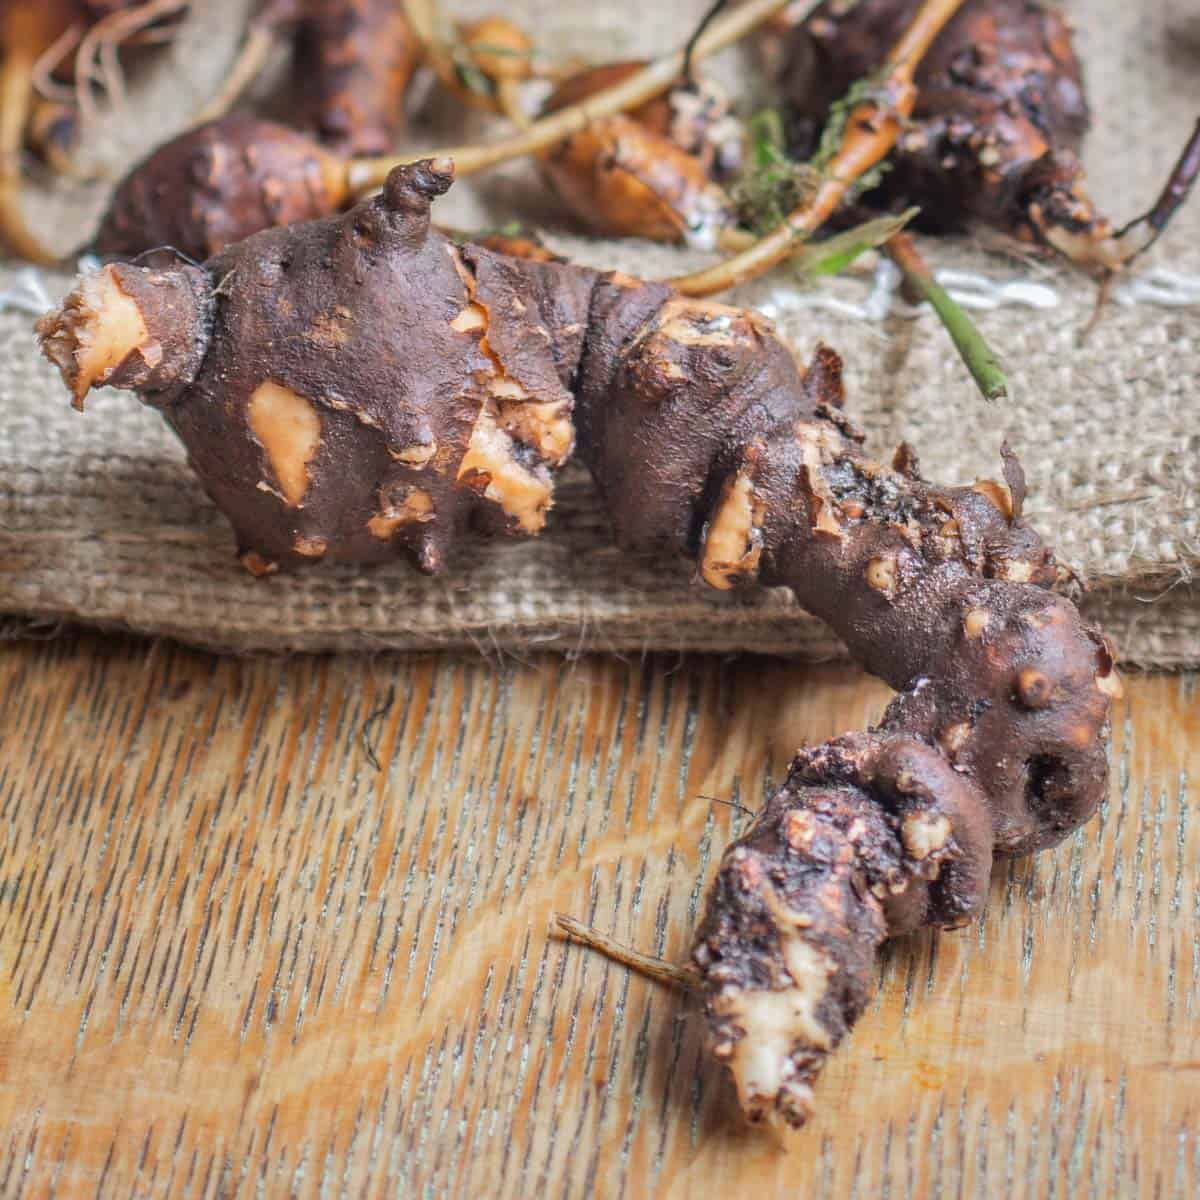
[
  {"x1": 780, "y1": 0, "x2": 1200, "y2": 271},
  {"x1": 475, "y1": 0, "x2": 1008, "y2": 403},
  {"x1": 670, "y1": 0, "x2": 967, "y2": 294},
  {"x1": 91, "y1": 0, "x2": 789, "y2": 261},
  {"x1": 201, "y1": 0, "x2": 421, "y2": 156},
  {"x1": 95, "y1": 113, "x2": 352, "y2": 262},
  {"x1": 37, "y1": 162, "x2": 1118, "y2": 1125}
]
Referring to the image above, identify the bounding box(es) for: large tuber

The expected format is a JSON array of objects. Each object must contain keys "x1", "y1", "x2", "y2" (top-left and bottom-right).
[{"x1": 37, "y1": 162, "x2": 1118, "y2": 1126}]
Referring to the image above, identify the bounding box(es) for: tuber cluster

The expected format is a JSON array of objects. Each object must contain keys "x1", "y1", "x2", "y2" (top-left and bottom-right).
[
  {"x1": 37, "y1": 163, "x2": 1118, "y2": 1125},
  {"x1": 89, "y1": 0, "x2": 790, "y2": 262}
]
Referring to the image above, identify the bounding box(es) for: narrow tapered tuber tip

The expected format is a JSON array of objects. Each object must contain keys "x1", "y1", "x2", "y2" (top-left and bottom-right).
[{"x1": 550, "y1": 912, "x2": 579, "y2": 939}]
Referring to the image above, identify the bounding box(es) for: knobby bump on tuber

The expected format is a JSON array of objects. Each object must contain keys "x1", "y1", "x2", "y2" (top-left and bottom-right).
[{"x1": 37, "y1": 161, "x2": 1119, "y2": 1126}]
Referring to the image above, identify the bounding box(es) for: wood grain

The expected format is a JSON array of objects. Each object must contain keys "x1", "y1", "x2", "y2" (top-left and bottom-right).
[{"x1": 0, "y1": 636, "x2": 1194, "y2": 1199}]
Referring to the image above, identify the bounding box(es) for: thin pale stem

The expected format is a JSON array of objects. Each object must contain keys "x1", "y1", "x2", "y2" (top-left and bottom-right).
[
  {"x1": 194, "y1": 24, "x2": 279, "y2": 125},
  {"x1": 403, "y1": 0, "x2": 464, "y2": 108},
  {"x1": 886, "y1": 232, "x2": 1008, "y2": 402},
  {"x1": 882, "y1": 0, "x2": 963, "y2": 75},
  {"x1": 402, "y1": 0, "x2": 439, "y2": 49},
  {"x1": 347, "y1": 0, "x2": 797, "y2": 193},
  {"x1": 495, "y1": 78, "x2": 532, "y2": 130},
  {"x1": 0, "y1": 52, "x2": 57, "y2": 263},
  {"x1": 31, "y1": 20, "x2": 82, "y2": 103},
  {"x1": 668, "y1": 0, "x2": 964, "y2": 297},
  {"x1": 1114, "y1": 118, "x2": 1200, "y2": 264},
  {"x1": 552, "y1": 914, "x2": 700, "y2": 991},
  {"x1": 74, "y1": 0, "x2": 186, "y2": 125}
]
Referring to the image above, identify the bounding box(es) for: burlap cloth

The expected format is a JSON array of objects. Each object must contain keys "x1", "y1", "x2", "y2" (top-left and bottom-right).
[{"x1": 1, "y1": 0, "x2": 1197, "y2": 663}]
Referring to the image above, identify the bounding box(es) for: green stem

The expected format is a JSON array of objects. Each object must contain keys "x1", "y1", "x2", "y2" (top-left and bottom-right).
[{"x1": 886, "y1": 233, "x2": 1008, "y2": 403}]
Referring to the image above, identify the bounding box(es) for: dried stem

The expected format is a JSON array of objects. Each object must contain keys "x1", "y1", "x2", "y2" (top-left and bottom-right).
[
  {"x1": 682, "y1": 0, "x2": 729, "y2": 82},
  {"x1": 886, "y1": 232, "x2": 1008, "y2": 402},
  {"x1": 402, "y1": 0, "x2": 437, "y2": 43},
  {"x1": 668, "y1": 0, "x2": 965, "y2": 296},
  {"x1": 74, "y1": 0, "x2": 187, "y2": 125},
  {"x1": 31, "y1": 20, "x2": 82, "y2": 103},
  {"x1": 403, "y1": 0, "x2": 460, "y2": 106},
  {"x1": 1113, "y1": 118, "x2": 1200, "y2": 265},
  {"x1": 346, "y1": 0, "x2": 796, "y2": 193},
  {"x1": 494, "y1": 79, "x2": 532, "y2": 130},
  {"x1": 0, "y1": 47, "x2": 56, "y2": 262},
  {"x1": 193, "y1": 23, "x2": 279, "y2": 125},
  {"x1": 552, "y1": 914, "x2": 700, "y2": 990}
]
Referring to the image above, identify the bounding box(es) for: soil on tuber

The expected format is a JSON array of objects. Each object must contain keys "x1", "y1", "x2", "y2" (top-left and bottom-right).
[{"x1": 37, "y1": 161, "x2": 1118, "y2": 1125}]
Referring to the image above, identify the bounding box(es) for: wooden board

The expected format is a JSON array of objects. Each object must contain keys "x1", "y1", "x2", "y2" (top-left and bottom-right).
[{"x1": 0, "y1": 635, "x2": 1195, "y2": 1198}]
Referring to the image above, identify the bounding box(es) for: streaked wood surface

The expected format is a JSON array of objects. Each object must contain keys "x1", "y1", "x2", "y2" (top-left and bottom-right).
[{"x1": 0, "y1": 635, "x2": 1194, "y2": 1198}]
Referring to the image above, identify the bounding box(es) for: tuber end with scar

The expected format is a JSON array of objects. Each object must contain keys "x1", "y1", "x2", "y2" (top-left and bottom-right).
[{"x1": 36, "y1": 262, "x2": 211, "y2": 407}]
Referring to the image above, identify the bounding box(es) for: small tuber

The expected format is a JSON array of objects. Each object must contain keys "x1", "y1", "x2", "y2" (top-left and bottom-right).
[
  {"x1": 536, "y1": 60, "x2": 742, "y2": 246},
  {"x1": 201, "y1": 0, "x2": 422, "y2": 157}
]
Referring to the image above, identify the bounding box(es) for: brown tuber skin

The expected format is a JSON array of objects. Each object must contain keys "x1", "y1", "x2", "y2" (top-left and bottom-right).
[
  {"x1": 538, "y1": 61, "x2": 742, "y2": 245},
  {"x1": 236, "y1": 0, "x2": 420, "y2": 156},
  {"x1": 84, "y1": 0, "x2": 420, "y2": 260},
  {"x1": 95, "y1": 115, "x2": 351, "y2": 261},
  {"x1": 92, "y1": 66, "x2": 744, "y2": 260},
  {"x1": 780, "y1": 0, "x2": 1185, "y2": 268},
  {"x1": 85, "y1": 0, "x2": 792, "y2": 263},
  {"x1": 37, "y1": 162, "x2": 1117, "y2": 1127}
]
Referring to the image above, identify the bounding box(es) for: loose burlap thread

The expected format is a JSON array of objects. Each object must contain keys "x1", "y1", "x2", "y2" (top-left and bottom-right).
[{"x1": 1, "y1": 0, "x2": 1197, "y2": 663}]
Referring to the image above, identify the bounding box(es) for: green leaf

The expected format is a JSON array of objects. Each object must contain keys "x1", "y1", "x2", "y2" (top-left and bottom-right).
[
  {"x1": 798, "y1": 208, "x2": 919, "y2": 278},
  {"x1": 733, "y1": 108, "x2": 820, "y2": 234},
  {"x1": 748, "y1": 109, "x2": 789, "y2": 169}
]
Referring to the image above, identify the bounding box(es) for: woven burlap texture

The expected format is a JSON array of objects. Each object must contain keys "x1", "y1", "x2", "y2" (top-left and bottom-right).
[{"x1": 1, "y1": 0, "x2": 1197, "y2": 663}]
